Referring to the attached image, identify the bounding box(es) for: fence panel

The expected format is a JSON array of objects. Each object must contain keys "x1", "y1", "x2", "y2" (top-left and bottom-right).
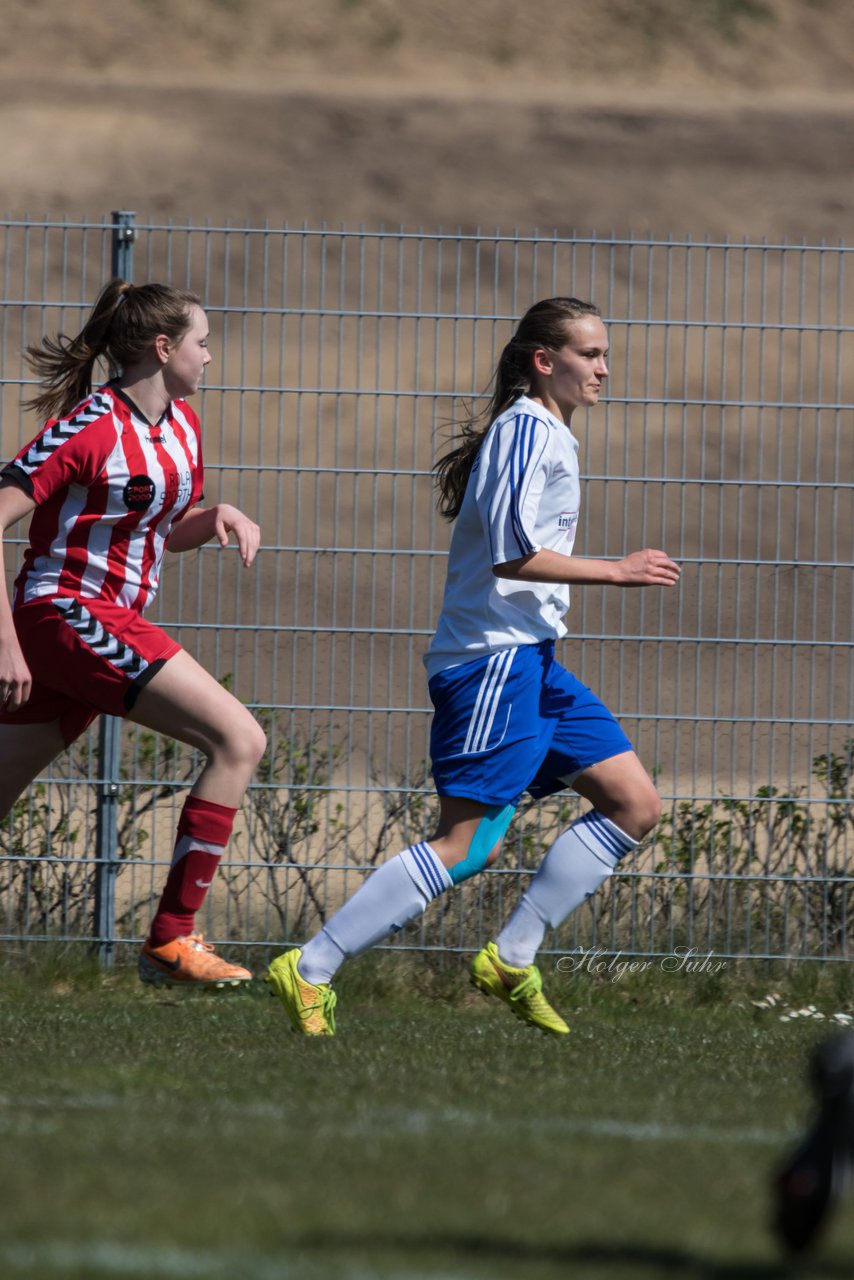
[{"x1": 0, "y1": 216, "x2": 851, "y2": 963}]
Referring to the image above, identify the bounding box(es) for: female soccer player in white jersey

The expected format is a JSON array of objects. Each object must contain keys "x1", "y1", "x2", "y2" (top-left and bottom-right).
[
  {"x1": 268, "y1": 296, "x2": 681, "y2": 1035},
  {"x1": 0, "y1": 279, "x2": 267, "y2": 985}
]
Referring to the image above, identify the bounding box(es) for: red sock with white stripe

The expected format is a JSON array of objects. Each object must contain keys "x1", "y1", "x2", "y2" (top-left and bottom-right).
[{"x1": 147, "y1": 795, "x2": 237, "y2": 947}]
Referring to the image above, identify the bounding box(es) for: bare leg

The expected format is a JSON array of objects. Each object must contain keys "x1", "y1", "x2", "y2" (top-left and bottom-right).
[
  {"x1": 430, "y1": 794, "x2": 505, "y2": 869},
  {"x1": 426, "y1": 749, "x2": 660, "y2": 875},
  {"x1": 495, "y1": 750, "x2": 660, "y2": 970},
  {"x1": 570, "y1": 749, "x2": 661, "y2": 840},
  {"x1": 0, "y1": 721, "x2": 66, "y2": 821},
  {"x1": 403, "y1": 749, "x2": 660, "y2": 873},
  {"x1": 291, "y1": 793, "x2": 504, "y2": 991},
  {"x1": 127, "y1": 649, "x2": 266, "y2": 805},
  {"x1": 128, "y1": 650, "x2": 266, "y2": 960}
]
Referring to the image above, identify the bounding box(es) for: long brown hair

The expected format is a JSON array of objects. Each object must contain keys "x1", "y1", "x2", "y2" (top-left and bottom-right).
[
  {"x1": 24, "y1": 278, "x2": 202, "y2": 420},
  {"x1": 434, "y1": 296, "x2": 601, "y2": 521}
]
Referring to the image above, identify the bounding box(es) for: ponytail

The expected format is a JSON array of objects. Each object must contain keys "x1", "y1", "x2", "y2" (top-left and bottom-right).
[
  {"x1": 434, "y1": 296, "x2": 600, "y2": 521},
  {"x1": 24, "y1": 278, "x2": 201, "y2": 420},
  {"x1": 435, "y1": 337, "x2": 533, "y2": 521}
]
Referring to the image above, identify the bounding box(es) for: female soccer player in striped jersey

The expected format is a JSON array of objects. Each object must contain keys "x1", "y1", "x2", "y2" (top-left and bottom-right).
[
  {"x1": 0, "y1": 279, "x2": 266, "y2": 985},
  {"x1": 268, "y1": 296, "x2": 681, "y2": 1035}
]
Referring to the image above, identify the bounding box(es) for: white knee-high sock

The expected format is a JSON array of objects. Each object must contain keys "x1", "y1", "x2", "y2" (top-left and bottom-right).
[
  {"x1": 298, "y1": 842, "x2": 452, "y2": 985},
  {"x1": 496, "y1": 810, "x2": 638, "y2": 967}
]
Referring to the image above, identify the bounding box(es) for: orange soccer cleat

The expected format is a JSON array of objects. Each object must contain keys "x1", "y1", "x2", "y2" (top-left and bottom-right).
[{"x1": 138, "y1": 933, "x2": 252, "y2": 988}]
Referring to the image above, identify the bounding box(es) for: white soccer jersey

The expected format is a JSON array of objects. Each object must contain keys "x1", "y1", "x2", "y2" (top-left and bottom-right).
[
  {"x1": 3, "y1": 383, "x2": 204, "y2": 613},
  {"x1": 424, "y1": 395, "x2": 581, "y2": 679}
]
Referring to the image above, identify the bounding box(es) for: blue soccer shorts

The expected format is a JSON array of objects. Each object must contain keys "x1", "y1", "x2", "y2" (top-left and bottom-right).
[{"x1": 428, "y1": 639, "x2": 633, "y2": 807}]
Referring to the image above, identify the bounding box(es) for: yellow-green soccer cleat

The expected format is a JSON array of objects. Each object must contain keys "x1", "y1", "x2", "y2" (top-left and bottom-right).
[
  {"x1": 470, "y1": 941, "x2": 569, "y2": 1036},
  {"x1": 266, "y1": 948, "x2": 337, "y2": 1036}
]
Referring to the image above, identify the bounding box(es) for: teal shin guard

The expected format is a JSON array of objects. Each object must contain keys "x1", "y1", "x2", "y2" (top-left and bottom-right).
[{"x1": 448, "y1": 804, "x2": 515, "y2": 885}]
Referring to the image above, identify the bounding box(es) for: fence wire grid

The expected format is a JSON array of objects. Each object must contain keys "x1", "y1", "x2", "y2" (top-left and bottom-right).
[{"x1": 0, "y1": 214, "x2": 851, "y2": 965}]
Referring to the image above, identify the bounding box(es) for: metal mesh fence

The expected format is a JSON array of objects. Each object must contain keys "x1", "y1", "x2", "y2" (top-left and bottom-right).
[{"x1": 0, "y1": 215, "x2": 851, "y2": 963}]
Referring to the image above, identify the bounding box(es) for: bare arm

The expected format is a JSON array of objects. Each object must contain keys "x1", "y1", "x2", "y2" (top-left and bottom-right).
[
  {"x1": 0, "y1": 482, "x2": 37, "y2": 709},
  {"x1": 166, "y1": 503, "x2": 261, "y2": 567},
  {"x1": 494, "y1": 546, "x2": 681, "y2": 588}
]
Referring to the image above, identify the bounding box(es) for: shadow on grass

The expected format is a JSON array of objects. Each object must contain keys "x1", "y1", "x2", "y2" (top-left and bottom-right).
[{"x1": 292, "y1": 1229, "x2": 851, "y2": 1279}]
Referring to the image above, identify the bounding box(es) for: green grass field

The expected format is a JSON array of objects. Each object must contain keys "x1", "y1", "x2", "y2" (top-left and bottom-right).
[{"x1": 1, "y1": 949, "x2": 853, "y2": 1280}]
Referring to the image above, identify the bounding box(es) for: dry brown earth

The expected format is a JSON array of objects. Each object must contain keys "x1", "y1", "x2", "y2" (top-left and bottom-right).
[{"x1": 2, "y1": 0, "x2": 853, "y2": 239}]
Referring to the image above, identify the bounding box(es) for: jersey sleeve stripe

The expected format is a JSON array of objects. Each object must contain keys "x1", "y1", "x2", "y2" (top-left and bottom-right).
[{"x1": 509, "y1": 413, "x2": 550, "y2": 557}]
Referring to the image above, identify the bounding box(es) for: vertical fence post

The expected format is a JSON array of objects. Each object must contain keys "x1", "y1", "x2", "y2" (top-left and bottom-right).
[{"x1": 93, "y1": 211, "x2": 136, "y2": 965}]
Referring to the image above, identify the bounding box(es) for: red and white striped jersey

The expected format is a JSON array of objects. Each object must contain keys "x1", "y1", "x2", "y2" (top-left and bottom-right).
[{"x1": 2, "y1": 383, "x2": 204, "y2": 613}]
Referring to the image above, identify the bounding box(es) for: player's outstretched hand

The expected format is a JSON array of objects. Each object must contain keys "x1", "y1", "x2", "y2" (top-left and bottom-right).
[
  {"x1": 613, "y1": 549, "x2": 681, "y2": 588},
  {"x1": 213, "y1": 504, "x2": 261, "y2": 567}
]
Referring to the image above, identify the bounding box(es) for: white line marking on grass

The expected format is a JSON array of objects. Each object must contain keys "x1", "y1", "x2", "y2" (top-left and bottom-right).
[
  {"x1": 0, "y1": 1241, "x2": 471, "y2": 1280},
  {"x1": 0, "y1": 1117, "x2": 55, "y2": 1136},
  {"x1": 319, "y1": 1106, "x2": 788, "y2": 1146},
  {"x1": 539, "y1": 1116, "x2": 783, "y2": 1146},
  {"x1": 0, "y1": 1092, "x2": 790, "y2": 1146}
]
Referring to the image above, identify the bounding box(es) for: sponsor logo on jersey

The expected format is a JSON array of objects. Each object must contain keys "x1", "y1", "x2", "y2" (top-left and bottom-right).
[
  {"x1": 167, "y1": 469, "x2": 193, "y2": 509},
  {"x1": 558, "y1": 511, "x2": 578, "y2": 532},
  {"x1": 123, "y1": 474, "x2": 156, "y2": 511}
]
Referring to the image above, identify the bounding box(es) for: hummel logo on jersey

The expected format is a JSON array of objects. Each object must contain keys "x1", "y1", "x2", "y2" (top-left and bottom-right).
[{"x1": 53, "y1": 597, "x2": 148, "y2": 680}]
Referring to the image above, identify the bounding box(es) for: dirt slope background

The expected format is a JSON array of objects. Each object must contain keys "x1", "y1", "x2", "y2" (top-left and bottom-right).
[{"x1": 2, "y1": 0, "x2": 854, "y2": 239}]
